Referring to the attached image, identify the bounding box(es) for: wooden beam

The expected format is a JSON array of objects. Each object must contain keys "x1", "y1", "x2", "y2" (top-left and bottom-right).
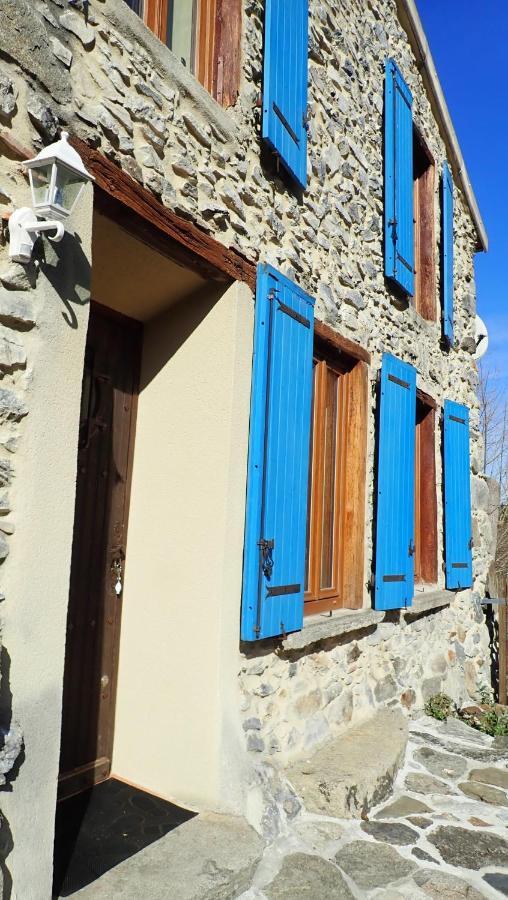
[
  {"x1": 70, "y1": 137, "x2": 257, "y2": 290},
  {"x1": 314, "y1": 318, "x2": 371, "y2": 365},
  {"x1": 416, "y1": 387, "x2": 437, "y2": 410}
]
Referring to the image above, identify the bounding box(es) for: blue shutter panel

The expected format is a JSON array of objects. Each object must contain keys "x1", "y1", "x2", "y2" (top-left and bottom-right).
[
  {"x1": 374, "y1": 353, "x2": 416, "y2": 610},
  {"x1": 241, "y1": 265, "x2": 315, "y2": 641},
  {"x1": 384, "y1": 59, "x2": 414, "y2": 296},
  {"x1": 262, "y1": 0, "x2": 308, "y2": 190},
  {"x1": 442, "y1": 162, "x2": 454, "y2": 346},
  {"x1": 443, "y1": 401, "x2": 473, "y2": 589}
]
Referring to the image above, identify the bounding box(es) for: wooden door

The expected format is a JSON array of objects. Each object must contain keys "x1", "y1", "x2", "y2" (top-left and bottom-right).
[{"x1": 58, "y1": 303, "x2": 141, "y2": 800}]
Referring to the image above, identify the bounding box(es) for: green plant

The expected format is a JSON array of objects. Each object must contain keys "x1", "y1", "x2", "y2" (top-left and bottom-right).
[{"x1": 425, "y1": 693, "x2": 455, "y2": 721}]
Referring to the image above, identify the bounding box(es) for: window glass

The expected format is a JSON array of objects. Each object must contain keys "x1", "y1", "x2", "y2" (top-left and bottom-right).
[
  {"x1": 320, "y1": 367, "x2": 338, "y2": 589},
  {"x1": 167, "y1": 0, "x2": 197, "y2": 70}
]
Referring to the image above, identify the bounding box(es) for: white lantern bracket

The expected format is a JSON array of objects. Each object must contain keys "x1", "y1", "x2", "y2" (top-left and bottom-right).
[{"x1": 8, "y1": 208, "x2": 65, "y2": 264}]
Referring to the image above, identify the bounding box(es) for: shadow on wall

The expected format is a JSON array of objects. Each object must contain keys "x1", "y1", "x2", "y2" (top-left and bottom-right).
[
  {"x1": 39, "y1": 231, "x2": 92, "y2": 330},
  {"x1": 0, "y1": 647, "x2": 25, "y2": 900}
]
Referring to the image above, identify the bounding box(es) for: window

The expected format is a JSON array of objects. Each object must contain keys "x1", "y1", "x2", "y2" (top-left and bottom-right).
[
  {"x1": 305, "y1": 335, "x2": 368, "y2": 615},
  {"x1": 414, "y1": 395, "x2": 438, "y2": 584},
  {"x1": 123, "y1": 0, "x2": 241, "y2": 107},
  {"x1": 413, "y1": 131, "x2": 436, "y2": 321}
]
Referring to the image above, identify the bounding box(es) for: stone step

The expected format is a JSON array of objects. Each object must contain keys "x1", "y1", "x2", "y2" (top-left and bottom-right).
[{"x1": 286, "y1": 707, "x2": 408, "y2": 818}]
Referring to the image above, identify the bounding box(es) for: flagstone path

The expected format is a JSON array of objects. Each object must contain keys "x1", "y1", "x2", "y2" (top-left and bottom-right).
[{"x1": 240, "y1": 715, "x2": 508, "y2": 899}]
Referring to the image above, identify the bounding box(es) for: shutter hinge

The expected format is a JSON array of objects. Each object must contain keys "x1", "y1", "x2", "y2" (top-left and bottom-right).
[
  {"x1": 408, "y1": 539, "x2": 415, "y2": 557},
  {"x1": 302, "y1": 108, "x2": 310, "y2": 132},
  {"x1": 258, "y1": 538, "x2": 274, "y2": 578},
  {"x1": 469, "y1": 537, "x2": 473, "y2": 550}
]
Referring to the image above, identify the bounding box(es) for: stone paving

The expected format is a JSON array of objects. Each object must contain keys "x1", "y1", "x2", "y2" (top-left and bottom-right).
[{"x1": 239, "y1": 715, "x2": 508, "y2": 899}]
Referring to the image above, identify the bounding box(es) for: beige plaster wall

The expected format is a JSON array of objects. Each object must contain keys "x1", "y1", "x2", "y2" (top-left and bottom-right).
[
  {"x1": 0, "y1": 192, "x2": 93, "y2": 899},
  {"x1": 112, "y1": 281, "x2": 253, "y2": 812}
]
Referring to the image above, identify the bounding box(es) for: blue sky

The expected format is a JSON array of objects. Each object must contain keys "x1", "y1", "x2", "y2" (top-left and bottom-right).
[{"x1": 417, "y1": 0, "x2": 508, "y2": 393}]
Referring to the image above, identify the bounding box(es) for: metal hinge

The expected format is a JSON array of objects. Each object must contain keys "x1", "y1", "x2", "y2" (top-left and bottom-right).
[
  {"x1": 408, "y1": 538, "x2": 415, "y2": 557},
  {"x1": 258, "y1": 538, "x2": 274, "y2": 579}
]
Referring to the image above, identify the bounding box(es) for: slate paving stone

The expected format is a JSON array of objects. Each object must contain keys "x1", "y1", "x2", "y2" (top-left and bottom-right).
[
  {"x1": 374, "y1": 796, "x2": 432, "y2": 818},
  {"x1": 264, "y1": 853, "x2": 355, "y2": 899},
  {"x1": 405, "y1": 772, "x2": 455, "y2": 795},
  {"x1": 427, "y1": 825, "x2": 508, "y2": 869},
  {"x1": 459, "y1": 780, "x2": 508, "y2": 806},
  {"x1": 483, "y1": 873, "x2": 508, "y2": 896},
  {"x1": 411, "y1": 847, "x2": 438, "y2": 863},
  {"x1": 413, "y1": 868, "x2": 486, "y2": 898},
  {"x1": 360, "y1": 821, "x2": 418, "y2": 845},
  {"x1": 438, "y1": 718, "x2": 492, "y2": 746},
  {"x1": 334, "y1": 840, "x2": 416, "y2": 889},
  {"x1": 469, "y1": 766, "x2": 508, "y2": 790},
  {"x1": 411, "y1": 730, "x2": 506, "y2": 763},
  {"x1": 414, "y1": 746, "x2": 468, "y2": 780},
  {"x1": 407, "y1": 816, "x2": 433, "y2": 829}
]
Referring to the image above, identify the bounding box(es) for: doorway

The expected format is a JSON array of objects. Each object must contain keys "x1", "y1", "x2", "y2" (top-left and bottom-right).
[{"x1": 58, "y1": 303, "x2": 141, "y2": 801}]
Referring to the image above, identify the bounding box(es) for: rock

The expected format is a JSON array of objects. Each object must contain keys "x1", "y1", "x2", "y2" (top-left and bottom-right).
[
  {"x1": 413, "y1": 868, "x2": 485, "y2": 898},
  {"x1": 0, "y1": 390, "x2": 28, "y2": 422},
  {"x1": 407, "y1": 816, "x2": 433, "y2": 829},
  {"x1": 468, "y1": 817, "x2": 492, "y2": 827},
  {"x1": 468, "y1": 767, "x2": 508, "y2": 790},
  {"x1": 414, "y1": 746, "x2": 467, "y2": 780},
  {"x1": 286, "y1": 708, "x2": 407, "y2": 818},
  {"x1": 0, "y1": 262, "x2": 37, "y2": 291},
  {"x1": 0, "y1": 721, "x2": 23, "y2": 783},
  {"x1": 335, "y1": 841, "x2": 416, "y2": 890},
  {"x1": 265, "y1": 853, "x2": 355, "y2": 899},
  {"x1": 242, "y1": 718, "x2": 261, "y2": 732},
  {"x1": 1, "y1": 0, "x2": 71, "y2": 103},
  {"x1": 0, "y1": 73, "x2": 16, "y2": 118},
  {"x1": 428, "y1": 825, "x2": 508, "y2": 869},
  {"x1": 0, "y1": 335, "x2": 26, "y2": 372},
  {"x1": 27, "y1": 93, "x2": 60, "y2": 141},
  {"x1": 183, "y1": 115, "x2": 211, "y2": 148},
  {"x1": 374, "y1": 675, "x2": 397, "y2": 702},
  {"x1": 0, "y1": 533, "x2": 9, "y2": 561},
  {"x1": 438, "y1": 718, "x2": 491, "y2": 745},
  {"x1": 411, "y1": 847, "x2": 437, "y2": 863},
  {"x1": 246, "y1": 734, "x2": 264, "y2": 752},
  {"x1": 400, "y1": 689, "x2": 416, "y2": 709},
  {"x1": 360, "y1": 820, "x2": 418, "y2": 845},
  {"x1": 374, "y1": 795, "x2": 432, "y2": 818},
  {"x1": 458, "y1": 781, "x2": 508, "y2": 806},
  {"x1": 51, "y1": 37, "x2": 73, "y2": 68},
  {"x1": 340, "y1": 288, "x2": 367, "y2": 311},
  {"x1": 483, "y1": 873, "x2": 508, "y2": 896},
  {"x1": 0, "y1": 461, "x2": 13, "y2": 488},
  {"x1": 59, "y1": 11, "x2": 96, "y2": 48},
  {"x1": 405, "y1": 772, "x2": 455, "y2": 795},
  {"x1": 292, "y1": 819, "x2": 343, "y2": 855},
  {"x1": 0, "y1": 292, "x2": 36, "y2": 329}
]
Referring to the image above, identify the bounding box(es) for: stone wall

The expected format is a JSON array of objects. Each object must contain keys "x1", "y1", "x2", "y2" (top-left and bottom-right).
[{"x1": 238, "y1": 594, "x2": 491, "y2": 763}]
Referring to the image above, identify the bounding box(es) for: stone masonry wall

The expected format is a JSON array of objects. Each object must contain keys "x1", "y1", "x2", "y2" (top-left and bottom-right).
[
  {"x1": 238, "y1": 593, "x2": 491, "y2": 763},
  {"x1": 0, "y1": 0, "x2": 495, "y2": 791}
]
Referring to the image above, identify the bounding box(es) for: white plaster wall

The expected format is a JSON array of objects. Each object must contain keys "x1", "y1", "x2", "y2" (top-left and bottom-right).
[
  {"x1": 112, "y1": 281, "x2": 253, "y2": 812},
  {"x1": 0, "y1": 191, "x2": 93, "y2": 899}
]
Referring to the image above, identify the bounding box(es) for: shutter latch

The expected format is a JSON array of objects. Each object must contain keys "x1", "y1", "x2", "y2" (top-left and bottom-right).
[
  {"x1": 408, "y1": 538, "x2": 415, "y2": 557},
  {"x1": 258, "y1": 538, "x2": 275, "y2": 579},
  {"x1": 469, "y1": 537, "x2": 473, "y2": 550}
]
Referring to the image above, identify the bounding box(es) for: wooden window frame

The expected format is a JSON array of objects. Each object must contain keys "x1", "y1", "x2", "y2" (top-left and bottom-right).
[
  {"x1": 413, "y1": 128, "x2": 436, "y2": 321},
  {"x1": 414, "y1": 392, "x2": 438, "y2": 585},
  {"x1": 134, "y1": 0, "x2": 241, "y2": 107},
  {"x1": 305, "y1": 339, "x2": 368, "y2": 615}
]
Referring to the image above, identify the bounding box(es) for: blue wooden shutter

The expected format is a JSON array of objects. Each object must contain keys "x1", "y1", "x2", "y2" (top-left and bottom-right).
[
  {"x1": 374, "y1": 353, "x2": 416, "y2": 610},
  {"x1": 384, "y1": 59, "x2": 414, "y2": 296},
  {"x1": 442, "y1": 161, "x2": 454, "y2": 346},
  {"x1": 443, "y1": 401, "x2": 473, "y2": 589},
  {"x1": 262, "y1": 0, "x2": 308, "y2": 190},
  {"x1": 241, "y1": 265, "x2": 315, "y2": 641}
]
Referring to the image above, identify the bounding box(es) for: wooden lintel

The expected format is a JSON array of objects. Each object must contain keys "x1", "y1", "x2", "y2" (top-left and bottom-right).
[
  {"x1": 416, "y1": 387, "x2": 437, "y2": 410},
  {"x1": 0, "y1": 130, "x2": 32, "y2": 162},
  {"x1": 314, "y1": 318, "x2": 371, "y2": 365},
  {"x1": 70, "y1": 137, "x2": 257, "y2": 291}
]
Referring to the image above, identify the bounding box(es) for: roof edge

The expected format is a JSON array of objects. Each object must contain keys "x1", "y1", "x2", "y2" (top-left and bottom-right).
[{"x1": 397, "y1": 0, "x2": 488, "y2": 252}]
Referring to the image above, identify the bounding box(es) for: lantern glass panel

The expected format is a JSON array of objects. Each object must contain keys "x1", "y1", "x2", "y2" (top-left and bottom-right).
[
  {"x1": 54, "y1": 166, "x2": 84, "y2": 212},
  {"x1": 31, "y1": 165, "x2": 53, "y2": 208}
]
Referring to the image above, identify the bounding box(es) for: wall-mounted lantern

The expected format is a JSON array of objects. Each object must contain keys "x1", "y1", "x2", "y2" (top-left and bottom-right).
[{"x1": 8, "y1": 132, "x2": 94, "y2": 264}]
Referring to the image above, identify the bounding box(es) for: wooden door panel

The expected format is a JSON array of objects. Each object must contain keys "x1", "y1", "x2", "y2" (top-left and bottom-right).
[{"x1": 59, "y1": 303, "x2": 141, "y2": 799}]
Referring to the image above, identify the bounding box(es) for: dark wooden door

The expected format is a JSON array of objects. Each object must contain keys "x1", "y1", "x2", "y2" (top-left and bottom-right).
[{"x1": 58, "y1": 303, "x2": 141, "y2": 800}]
